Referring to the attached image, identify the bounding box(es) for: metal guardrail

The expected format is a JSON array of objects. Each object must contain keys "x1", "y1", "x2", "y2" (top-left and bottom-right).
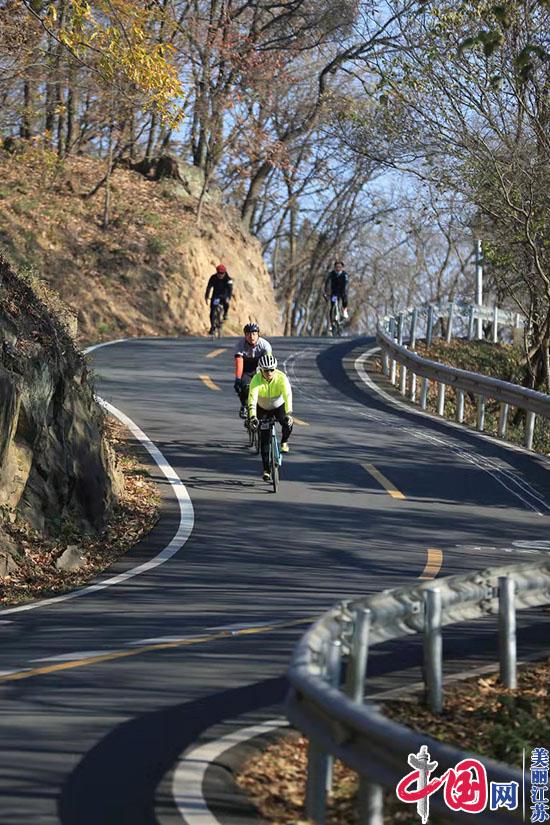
[
  {"x1": 382, "y1": 302, "x2": 523, "y2": 348},
  {"x1": 377, "y1": 304, "x2": 548, "y2": 451},
  {"x1": 286, "y1": 559, "x2": 550, "y2": 824}
]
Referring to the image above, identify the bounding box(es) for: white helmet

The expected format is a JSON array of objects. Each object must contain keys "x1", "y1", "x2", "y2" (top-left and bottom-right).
[{"x1": 258, "y1": 353, "x2": 277, "y2": 370}]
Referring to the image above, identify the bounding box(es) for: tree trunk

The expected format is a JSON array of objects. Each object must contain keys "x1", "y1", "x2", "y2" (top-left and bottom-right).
[{"x1": 102, "y1": 122, "x2": 114, "y2": 230}]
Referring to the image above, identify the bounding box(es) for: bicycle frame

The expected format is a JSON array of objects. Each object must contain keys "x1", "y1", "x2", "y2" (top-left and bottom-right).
[{"x1": 259, "y1": 416, "x2": 282, "y2": 491}]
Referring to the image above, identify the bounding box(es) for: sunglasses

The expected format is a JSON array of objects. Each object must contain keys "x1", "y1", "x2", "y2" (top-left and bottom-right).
[{"x1": 261, "y1": 368, "x2": 275, "y2": 373}]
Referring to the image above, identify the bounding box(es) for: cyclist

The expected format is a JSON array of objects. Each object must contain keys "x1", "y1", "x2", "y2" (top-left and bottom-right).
[
  {"x1": 233, "y1": 323, "x2": 272, "y2": 418},
  {"x1": 323, "y1": 260, "x2": 349, "y2": 320},
  {"x1": 248, "y1": 353, "x2": 293, "y2": 482},
  {"x1": 205, "y1": 264, "x2": 233, "y2": 334}
]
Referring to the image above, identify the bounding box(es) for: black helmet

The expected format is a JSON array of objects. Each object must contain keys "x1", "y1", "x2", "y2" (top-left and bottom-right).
[{"x1": 244, "y1": 323, "x2": 260, "y2": 334}]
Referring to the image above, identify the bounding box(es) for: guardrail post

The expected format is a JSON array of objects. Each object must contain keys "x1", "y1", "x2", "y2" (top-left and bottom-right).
[
  {"x1": 420, "y1": 377, "x2": 429, "y2": 410},
  {"x1": 305, "y1": 741, "x2": 329, "y2": 824},
  {"x1": 426, "y1": 306, "x2": 435, "y2": 347},
  {"x1": 305, "y1": 639, "x2": 341, "y2": 822},
  {"x1": 358, "y1": 778, "x2": 384, "y2": 825},
  {"x1": 423, "y1": 588, "x2": 443, "y2": 714},
  {"x1": 498, "y1": 403, "x2": 509, "y2": 438},
  {"x1": 397, "y1": 313, "x2": 404, "y2": 346},
  {"x1": 325, "y1": 639, "x2": 342, "y2": 794},
  {"x1": 456, "y1": 390, "x2": 465, "y2": 423},
  {"x1": 382, "y1": 350, "x2": 389, "y2": 375},
  {"x1": 446, "y1": 302, "x2": 455, "y2": 342},
  {"x1": 388, "y1": 317, "x2": 396, "y2": 339},
  {"x1": 345, "y1": 608, "x2": 371, "y2": 703},
  {"x1": 400, "y1": 363, "x2": 407, "y2": 395},
  {"x1": 467, "y1": 305, "x2": 475, "y2": 340},
  {"x1": 437, "y1": 383, "x2": 446, "y2": 416},
  {"x1": 525, "y1": 411, "x2": 535, "y2": 450},
  {"x1": 498, "y1": 576, "x2": 517, "y2": 689},
  {"x1": 390, "y1": 355, "x2": 397, "y2": 386},
  {"x1": 410, "y1": 308, "x2": 418, "y2": 349},
  {"x1": 477, "y1": 396, "x2": 486, "y2": 431},
  {"x1": 493, "y1": 305, "x2": 499, "y2": 343},
  {"x1": 410, "y1": 373, "x2": 417, "y2": 402}
]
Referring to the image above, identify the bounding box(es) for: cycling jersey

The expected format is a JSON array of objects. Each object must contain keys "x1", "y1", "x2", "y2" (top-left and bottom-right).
[
  {"x1": 325, "y1": 270, "x2": 348, "y2": 296},
  {"x1": 234, "y1": 336, "x2": 272, "y2": 376},
  {"x1": 248, "y1": 369, "x2": 292, "y2": 416},
  {"x1": 205, "y1": 273, "x2": 233, "y2": 301}
]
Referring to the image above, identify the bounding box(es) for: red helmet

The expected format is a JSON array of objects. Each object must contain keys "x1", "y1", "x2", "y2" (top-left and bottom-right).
[{"x1": 216, "y1": 264, "x2": 227, "y2": 273}]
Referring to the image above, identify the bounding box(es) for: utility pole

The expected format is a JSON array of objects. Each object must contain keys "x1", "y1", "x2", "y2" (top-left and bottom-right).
[{"x1": 475, "y1": 239, "x2": 483, "y2": 339}]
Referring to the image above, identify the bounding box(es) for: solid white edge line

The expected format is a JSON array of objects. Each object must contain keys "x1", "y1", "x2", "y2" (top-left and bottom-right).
[
  {"x1": 354, "y1": 348, "x2": 550, "y2": 464},
  {"x1": 0, "y1": 340, "x2": 195, "y2": 616},
  {"x1": 172, "y1": 718, "x2": 287, "y2": 824},
  {"x1": 354, "y1": 349, "x2": 550, "y2": 515}
]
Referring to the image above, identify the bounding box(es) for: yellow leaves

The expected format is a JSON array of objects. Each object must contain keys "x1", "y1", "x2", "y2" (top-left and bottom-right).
[{"x1": 32, "y1": 0, "x2": 185, "y2": 125}]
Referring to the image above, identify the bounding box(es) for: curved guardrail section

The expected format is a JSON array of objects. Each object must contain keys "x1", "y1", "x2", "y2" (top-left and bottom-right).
[
  {"x1": 376, "y1": 323, "x2": 549, "y2": 451},
  {"x1": 286, "y1": 559, "x2": 550, "y2": 824}
]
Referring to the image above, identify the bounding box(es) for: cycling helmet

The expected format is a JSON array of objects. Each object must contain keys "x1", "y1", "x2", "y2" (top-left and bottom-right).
[
  {"x1": 216, "y1": 264, "x2": 227, "y2": 273},
  {"x1": 244, "y1": 323, "x2": 260, "y2": 334},
  {"x1": 258, "y1": 353, "x2": 277, "y2": 371}
]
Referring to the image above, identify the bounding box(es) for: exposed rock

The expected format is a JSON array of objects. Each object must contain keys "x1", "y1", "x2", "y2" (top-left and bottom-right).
[
  {"x1": 0, "y1": 528, "x2": 21, "y2": 575},
  {"x1": 0, "y1": 254, "x2": 121, "y2": 569},
  {"x1": 56, "y1": 544, "x2": 86, "y2": 572}
]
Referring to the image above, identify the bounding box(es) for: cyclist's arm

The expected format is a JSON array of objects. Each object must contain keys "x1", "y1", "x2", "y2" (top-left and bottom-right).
[
  {"x1": 234, "y1": 355, "x2": 244, "y2": 378},
  {"x1": 282, "y1": 375, "x2": 293, "y2": 414},
  {"x1": 205, "y1": 277, "x2": 213, "y2": 301},
  {"x1": 324, "y1": 273, "x2": 332, "y2": 294},
  {"x1": 248, "y1": 378, "x2": 260, "y2": 417},
  {"x1": 226, "y1": 277, "x2": 234, "y2": 300}
]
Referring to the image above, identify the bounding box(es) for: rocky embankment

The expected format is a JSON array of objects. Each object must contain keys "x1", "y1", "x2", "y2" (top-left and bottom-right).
[{"x1": 0, "y1": 254, "x2": 120, "y2": 577}]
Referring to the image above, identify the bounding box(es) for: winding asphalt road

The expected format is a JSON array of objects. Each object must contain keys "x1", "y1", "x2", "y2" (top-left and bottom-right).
[{"x1": 0, "y1": 335, "x2": 549, "y2": 824}]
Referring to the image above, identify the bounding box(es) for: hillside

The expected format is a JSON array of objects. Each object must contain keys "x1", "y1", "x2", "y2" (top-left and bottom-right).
[{"x1": 0, "y1": 146, "x2": 283, "y2": 344}]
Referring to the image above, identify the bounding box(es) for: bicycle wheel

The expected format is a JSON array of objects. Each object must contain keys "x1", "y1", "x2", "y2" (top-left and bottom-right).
[{"x1": 270, "y1": 429, "x2": 279, "y2": 493}]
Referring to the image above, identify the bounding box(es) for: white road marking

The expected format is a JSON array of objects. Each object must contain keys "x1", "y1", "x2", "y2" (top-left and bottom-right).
[
  {"x1": 172, "y1": 719, "x2": 287, "y2": 824},
  {"x1": 353, "y1": 350, "x2": 550, "y2": 516},
  {"x1": 30, "y1": 651, "x2": 113, "y2": 663},
  {"x1": 0, "y1": 340, "x2": 195, "y2": 616}
]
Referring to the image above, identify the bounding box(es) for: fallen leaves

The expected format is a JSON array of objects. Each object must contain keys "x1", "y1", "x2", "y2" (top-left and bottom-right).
[
  {"x1": 237, "y1": 658, "x2": 550, "y2": 824},
  {"x1": 0, "y1": 416, "x2": 160, "y2": 606}
]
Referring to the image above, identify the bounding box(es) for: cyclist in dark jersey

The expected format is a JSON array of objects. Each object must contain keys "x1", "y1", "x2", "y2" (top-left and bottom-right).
[
  {"x1": 233, "y1": 323, "x2": 272, "y2": 418},
  {"x1": 205, "y1": 264, "x2": 234, "y2": 334},
  {"x1": 323, "y1": 260, "x2": 349, "y2": 319}
]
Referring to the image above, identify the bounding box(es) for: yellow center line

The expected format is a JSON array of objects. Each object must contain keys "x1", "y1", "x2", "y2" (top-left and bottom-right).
[
  {"x1": 418, "y1": 548, "x2": 443, "y2": 580},
  {"x1": 199, "y1": 373, "x2": 221, "y2": 391},
  {"x1": 292, "y1": 416, "x2": 309, "y2": 426},
  {"x1": 0, "y1": 616, "x2": 317, "y2": 684},
  {"x1": 362, "y1": 463, "x2": 405, "y2": 499},
  {"x1": 206, "y1": 348, "x2": 226, "y2": 359}
]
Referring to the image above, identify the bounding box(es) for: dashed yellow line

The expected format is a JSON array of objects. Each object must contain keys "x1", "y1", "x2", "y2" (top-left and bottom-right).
[
  {"x1": 206, "y1": 348, "x2": 226, "y2": 359},
  {"x1": 292, "y1": 416, "x2": 309, "y2": 426},
  {"x1": 199, "y1": 373, "x2": 221, "y2": 391},
  {"x1": 0, "y1": 616, "x2": 317, "y2": 684},
  {"x1": 419, "y1": 548, "x2": 443, "y2": 580},
  {"x1": 363, "y1": 463, "x2": 405, "y2": 499}
]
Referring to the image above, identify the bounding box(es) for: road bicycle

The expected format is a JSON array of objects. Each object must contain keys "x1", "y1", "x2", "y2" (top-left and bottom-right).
[
  {"x1": 211, "y1": 298, "x2": 224, "y2": 339},
  {"x1": 329, "y1": 294, "x2": 343, "y2": 337},
  {"x1": 259, "y1": 414, "x2": 282, "y2": 492}
]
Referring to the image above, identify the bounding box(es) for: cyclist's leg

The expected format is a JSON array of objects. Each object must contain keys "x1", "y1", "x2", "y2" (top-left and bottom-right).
[
  {"x1": 271, "y1": 404, "x2": 292, "y2": 449},
  {"x1": 222, "y1": 298, "x2": 229, "y2": 320},
  {"x1": 209, "y1": 301, "x2": 216, "y2": 332},
  {"x1": 240, "y1": 373, "x2": 252, "y2": 408},
  {"x1": 257, "y1": 407, "x2": 271, "y2": 472}
]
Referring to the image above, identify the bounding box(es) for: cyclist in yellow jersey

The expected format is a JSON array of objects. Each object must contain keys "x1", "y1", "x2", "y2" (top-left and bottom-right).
[{"x1": 248, "y1": 353, "x2": 293, "y2": 482}]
